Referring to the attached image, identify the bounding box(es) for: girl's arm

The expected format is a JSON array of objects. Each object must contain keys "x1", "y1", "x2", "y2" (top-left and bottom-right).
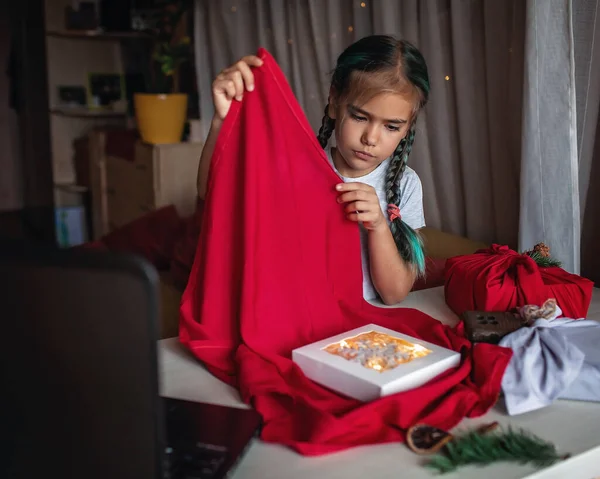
[
  {"x1": 196, "y1": 55, "x2": 263, "y2": 199},
  {"x1": 367, "y1": 226, "x2": 415, "y2": 304},
  {"x1": 196, "y1": 117, "x2": 223, "y2": 199},
  {"x1": 336, "y1": 182, "x2": 415, "y2": 305}
]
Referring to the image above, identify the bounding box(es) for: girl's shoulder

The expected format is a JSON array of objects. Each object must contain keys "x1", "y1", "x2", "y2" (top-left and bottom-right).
[{"x1": 401, "y1": 166, "x2": 422, "y2": 187}]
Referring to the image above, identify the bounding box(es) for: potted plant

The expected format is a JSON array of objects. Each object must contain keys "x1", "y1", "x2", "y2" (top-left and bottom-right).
[{"x1": 134, "y1": 0, "x2": 192, "y2": 144}]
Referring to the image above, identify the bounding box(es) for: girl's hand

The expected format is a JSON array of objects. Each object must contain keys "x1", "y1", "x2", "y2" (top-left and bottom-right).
[
  {"x1": 336, "y1": 182, "x2": 386, "y2": 231},
  {"x1": 212, "y1": 55, "x2": 264, "y2": 122}
]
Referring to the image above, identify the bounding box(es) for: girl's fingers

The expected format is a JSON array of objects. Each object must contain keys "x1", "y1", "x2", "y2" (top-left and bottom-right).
[
  {"x1": 337, "y1": 190, "x2": 370, "y2": 203},
  {"x1": 235, "y1": 60, "x2": 256, "y2": 92},
  {"x1": 345, "y1": 201, "x2": 372, "y2": 214},
  {"x1": 224, "y1": 80, "x2": 237, "y2": 100},
  {"x1": 336, "y1": 182, "x2": 373, "y2": 193},
  {"x1": 214, "y1": 79, "x2": 237, "y2": 100},
  {"x1": 217, "y1": 67, "x2": 233, "y2": 80},
  {"x1": 216, "y1": 56, "x2": 262, "y2": 95},
  {"x1": 212, "y1": 55, "x2": 263, "y2": 120},
  {"x1": 241, "y1": 55, "x2": 264, "y2": 67},
  {"x1": 229, "y1": 70, "x2": 245, "y2": 101},
  {"x1": 346, "y1": 211, "x2": 377, "y2": 223}
]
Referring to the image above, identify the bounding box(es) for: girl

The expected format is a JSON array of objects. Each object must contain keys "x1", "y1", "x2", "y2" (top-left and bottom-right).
[{"x1": 197, "y1": 35, "x2": 429, "y2": 305}]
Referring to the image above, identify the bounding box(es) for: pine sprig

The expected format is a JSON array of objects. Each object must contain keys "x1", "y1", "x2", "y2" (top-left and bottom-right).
[
  {"x1": 425, "y1": 427, "x2": 567, "y2": 474},
  {"x1": 527, "y1": 250, "x2": 562, "y2": 268}
]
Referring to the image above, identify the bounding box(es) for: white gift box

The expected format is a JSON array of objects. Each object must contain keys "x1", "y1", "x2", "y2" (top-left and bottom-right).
[{"x1": 292, "y1": 324, "x2": 461, "y2": 402}]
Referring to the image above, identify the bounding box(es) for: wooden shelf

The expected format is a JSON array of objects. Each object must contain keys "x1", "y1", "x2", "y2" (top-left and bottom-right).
[
  {"x1": 46, "y1": 29, "x2": 151, "y2": 40},
  {"x1": 54, "y1": 183, "x2": 89, "y2": 194},
  {"x1": 50, "y1": 107, "x2": 128, "y2": 119}
]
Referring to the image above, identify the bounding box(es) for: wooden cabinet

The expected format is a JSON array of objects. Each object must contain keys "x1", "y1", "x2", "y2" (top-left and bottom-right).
[{"x1": 89, "y1": 130, "x2": 203, "y2": 239}]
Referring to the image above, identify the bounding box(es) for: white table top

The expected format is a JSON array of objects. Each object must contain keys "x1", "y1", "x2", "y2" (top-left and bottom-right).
[{"x1": 158, "y1": 287, "x2": 600, "y2": 479}]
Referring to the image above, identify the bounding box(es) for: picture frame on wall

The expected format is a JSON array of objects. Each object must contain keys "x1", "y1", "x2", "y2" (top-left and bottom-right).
[
  {"x1": 87, "y1": 73, "x2": 126, "y2": 110},
  {"x1": 57, "y1": 86, "x2": 87, "y2": 108}
]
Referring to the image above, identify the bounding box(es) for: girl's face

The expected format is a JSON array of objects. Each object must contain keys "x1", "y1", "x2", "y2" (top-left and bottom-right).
[{"x1": 329, "y1": 92, "x2": 413, "y2": 178}]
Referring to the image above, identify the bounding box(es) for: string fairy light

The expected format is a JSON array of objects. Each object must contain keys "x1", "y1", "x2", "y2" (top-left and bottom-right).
[{"x1": 444, "y1": 75, "x2": 450, "y2": 81}]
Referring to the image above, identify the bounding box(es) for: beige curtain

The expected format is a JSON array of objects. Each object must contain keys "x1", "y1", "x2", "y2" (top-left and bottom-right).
[
  {"x1": 577, "y1": 0, "x2": 600, "y2": 284},
  {"x1": 415, "y1": 0, "x2": 524, "y2": 247},
  {"x1": 193, "y1": 0, "x2": 525, "y2": 246},
  {"x1": 519, "y1": 0, "x2": 581, "y2": 273},
  {"x1": 519, "y1": 0, "x2": 599, "y2": 276}
]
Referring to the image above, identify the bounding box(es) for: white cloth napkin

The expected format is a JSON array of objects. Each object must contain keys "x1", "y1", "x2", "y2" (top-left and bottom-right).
[{"x1": 499, "y1": 305, "x2": 600, "y2": 415}]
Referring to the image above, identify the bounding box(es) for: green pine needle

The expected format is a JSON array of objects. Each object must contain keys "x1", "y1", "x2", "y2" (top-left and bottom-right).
[
  {"x1": 425, "y1": 427, "x2": 566, "y2": 474},
  {"x1": 527, "y1": 250, "x2": 562, "y2": 268}
]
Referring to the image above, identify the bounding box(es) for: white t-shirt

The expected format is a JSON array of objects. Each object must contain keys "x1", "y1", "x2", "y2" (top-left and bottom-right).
[{"x1": 327, "y1": 149, "x2": 426, "y2": 300}]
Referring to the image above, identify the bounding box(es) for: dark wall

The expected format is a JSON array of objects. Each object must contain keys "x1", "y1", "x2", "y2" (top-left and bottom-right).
[
  {"x1": 0, "y1": 1, "x2": 23, "y2": 212},
  {"x1": 581, "y1": 111, "x2": 600, "y2": 286},
  {"x1": 1, "y1": 0, "x2": 55, "y2": 243}
]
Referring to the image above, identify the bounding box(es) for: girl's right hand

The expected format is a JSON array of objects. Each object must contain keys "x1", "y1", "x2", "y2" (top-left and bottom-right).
[{"x1": 212, "y1": 55, "x2": 264, "y2": 122}]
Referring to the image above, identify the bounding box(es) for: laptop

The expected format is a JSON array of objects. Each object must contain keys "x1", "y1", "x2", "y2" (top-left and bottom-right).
[{"x1": 0, "y1": 240, "x2": 261, "y2": 479}]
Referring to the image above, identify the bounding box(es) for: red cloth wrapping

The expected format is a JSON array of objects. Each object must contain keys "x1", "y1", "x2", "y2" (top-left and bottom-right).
[
  {"x1": 412, "y1": 257, "x2": 447, "y2": 292},
  {"x1": 79, "y1": 205, "x2": 184, "y2": 270},
  {"x1": 445, "y1": 244, "x2": 594, "y2": 318},
  {"x1": 179, "y1": 49, "x2": 511, "y2": 456}
]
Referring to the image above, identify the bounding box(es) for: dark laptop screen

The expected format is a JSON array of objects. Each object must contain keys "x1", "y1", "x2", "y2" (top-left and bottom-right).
[{"x1": 0, "y1": 244, "x2": 164, "y2": 479}]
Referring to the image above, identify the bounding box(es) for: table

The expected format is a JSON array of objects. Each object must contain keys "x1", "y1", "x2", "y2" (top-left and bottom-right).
[{"x1": 158, "y1": 287, "x2": 600, "y2": 479}]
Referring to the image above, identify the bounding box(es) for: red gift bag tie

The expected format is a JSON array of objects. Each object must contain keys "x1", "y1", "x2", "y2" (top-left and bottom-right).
[{"x1": 478, "y1": 244, "x2": 550, "y2": 308}]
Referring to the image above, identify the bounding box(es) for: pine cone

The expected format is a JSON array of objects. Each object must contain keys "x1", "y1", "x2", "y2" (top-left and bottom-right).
[{"x1": 533, "y1": 243, "x2": 550, "y2": 257}]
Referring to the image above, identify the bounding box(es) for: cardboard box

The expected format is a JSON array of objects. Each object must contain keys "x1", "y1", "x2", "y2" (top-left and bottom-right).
[{"x1": 292, "y1": 324, "x2": 461, "y2": 402}]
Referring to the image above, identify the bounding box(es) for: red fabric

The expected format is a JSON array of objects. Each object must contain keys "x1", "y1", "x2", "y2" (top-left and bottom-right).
[
  {"x1": 179, "y1": 49, "x2": 511, "y2": 456},
  {"x1": 79, "y1": 200, "x2": 201, "y2": 286},
  {"x1": 412, "y1": 257, "x2": 447, "y2": 292},
  {"x1": 82, "y1": 205, "x2": 185, "y2": 270},
  {"x1": 445, "y1": 244, "x2": 594, "y2": 318}
]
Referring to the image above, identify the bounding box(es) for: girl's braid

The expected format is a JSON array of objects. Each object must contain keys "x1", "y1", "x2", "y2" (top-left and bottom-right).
[
  {"x1": 385, "y1": 124, "x2": 416, "y2": 206},
  {"x1": 317, "y1": 104, "x2": 335, "y2": 148},
  {"x1": 384, "y1": 124, "x2": 425, "y2": 276}
]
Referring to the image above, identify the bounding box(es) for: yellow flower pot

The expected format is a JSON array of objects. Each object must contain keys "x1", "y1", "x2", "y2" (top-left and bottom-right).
[{"x1": 134, "y1": 93, "x2": 188, "y2": 144}]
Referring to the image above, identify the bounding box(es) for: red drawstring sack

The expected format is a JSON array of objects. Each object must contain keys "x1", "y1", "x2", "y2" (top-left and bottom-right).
[{"x1": 445, "y1": 244, "x2": 594, "y2": 318}]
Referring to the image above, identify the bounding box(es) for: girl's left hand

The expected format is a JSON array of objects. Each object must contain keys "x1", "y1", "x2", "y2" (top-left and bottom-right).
[{"x1": 336, "y1": 182, "x2": 386, "y2": 231}]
